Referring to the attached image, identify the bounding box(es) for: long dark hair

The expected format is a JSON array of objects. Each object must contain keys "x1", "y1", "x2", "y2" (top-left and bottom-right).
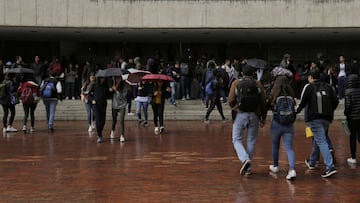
[
  {"x1": 271, "y1": 75, "x2": 295, "y2": 104},
  {"x1": 115, "y1": 76, "x2": 125, "y2": 91}
]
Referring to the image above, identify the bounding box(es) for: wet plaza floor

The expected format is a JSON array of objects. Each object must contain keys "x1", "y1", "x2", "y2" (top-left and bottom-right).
[{"x1": 0, "y1": 120, "x2": 359, "y2": 202}]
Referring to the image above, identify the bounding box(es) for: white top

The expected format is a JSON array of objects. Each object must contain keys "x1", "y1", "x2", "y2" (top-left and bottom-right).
[{"x1": 338, "y1": 63, "x2": 346, "y2": 77}]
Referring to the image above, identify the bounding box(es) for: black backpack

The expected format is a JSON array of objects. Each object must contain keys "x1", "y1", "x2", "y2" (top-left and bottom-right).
[
  {"x1": 236, "y1": 79, "x2": 260, "y2": 112},
  {"x1": 313, "y1": 83, "x2": 333, "y2": 117},
  {"x1": 273, "y1": 95, "x2": 296, "y2": 125}
]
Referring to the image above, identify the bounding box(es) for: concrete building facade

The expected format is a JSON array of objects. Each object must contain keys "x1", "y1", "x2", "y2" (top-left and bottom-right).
[{"x1": 0, "y1": 0, "x2": 359, "y2": 65}]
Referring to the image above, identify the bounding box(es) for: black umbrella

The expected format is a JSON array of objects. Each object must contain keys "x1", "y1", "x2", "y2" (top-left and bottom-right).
[
  {"x1": 247, "y1": 58, "x2": 267, "y2": 69},
  {"x1": 7, "y1": 67, "x2": 34, "y2": 74},
  {"x1": 95, "y1": 68, "x2": 123, "y2": 77}
]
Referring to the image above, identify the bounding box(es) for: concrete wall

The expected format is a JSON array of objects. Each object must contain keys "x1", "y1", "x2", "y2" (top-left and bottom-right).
[{"x1": 0, "y1": 0, "x2": 358, "y2": 29}]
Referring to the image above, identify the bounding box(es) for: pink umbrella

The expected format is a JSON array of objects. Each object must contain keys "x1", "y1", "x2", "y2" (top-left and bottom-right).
[{"x1": 141, "y1": 74, "x2": 174, "y2": 82}]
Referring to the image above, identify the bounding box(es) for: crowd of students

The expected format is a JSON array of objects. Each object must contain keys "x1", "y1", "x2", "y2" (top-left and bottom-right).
[{"x1": 1, "y1": 53, "x2": 360, "y2": 180}]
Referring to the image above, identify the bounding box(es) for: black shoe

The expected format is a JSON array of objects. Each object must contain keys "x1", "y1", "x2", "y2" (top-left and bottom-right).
[
  {"x1": 321, "y1": 167, "x2": 337, "y2": 178},
  {"x1": 97, "y1": 137, "x2": 103, "y2": 143},
  {"x1": 48, "y1": 127, "x2": 54, "y2": 133},
  {"x1": 240, "y1": 160, "x2": 251, "y2": 175}
]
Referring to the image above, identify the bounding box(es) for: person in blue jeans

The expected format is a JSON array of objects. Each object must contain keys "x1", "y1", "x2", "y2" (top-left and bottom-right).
[
  {"x1": 296, "y1": 69, "x2": 339, "y2": 178},
  {"x1": 41, "y1": 71, "x2": 62, "y2": 132},
  {"x1": 228, "y1": 65, "x2": 267, "y2": 175},
  {"x1": 268, "y1": 76, "x2": 296, "y2": 180},
  {"x1": 81, "y1": 73, "x2": 96, "y2": 132},
  {"x1": 135, "y1": 81, "x2": 151, "y2": 126}
]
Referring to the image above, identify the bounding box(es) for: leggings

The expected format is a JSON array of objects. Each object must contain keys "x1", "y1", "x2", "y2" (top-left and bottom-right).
[
  {"x1": 348, "y1": 119, "x2": 360, "y2": 159},
  {"x1": 94, "y1": 104, "x2": 107, "y2": 138},
  {"x1": 2, "y1": 104, "x2": 15, "y2": 127},
  {"x1": 152, "y1": 103, "x2": 165, "y2": 127},
  {"x1": 23, "y1": 103, "x2": 37, "y2": 127},
  {"x1": 205, "y1": 97, "x2": 225, "y2": 120},
  {"x1": 112, "y1": 108, "x2": 126, "y2": 135}
]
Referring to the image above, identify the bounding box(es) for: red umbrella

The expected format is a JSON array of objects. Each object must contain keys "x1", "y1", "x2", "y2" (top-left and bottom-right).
[
  {"x1": 141, "y1": 74, "x2": 174, "y2": 82},
  {"x1": 126, "y1": 69, "x2": 151, "y2": 85}
]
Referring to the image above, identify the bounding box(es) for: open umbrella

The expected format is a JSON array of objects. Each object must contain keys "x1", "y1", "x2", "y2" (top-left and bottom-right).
[
  {"x1": 7, "y1": 67, "x2": 34, "y2": 74},
  {"x1": 126, "y1": 69, "x2": 151, "y2": 85},
  {"x1": 95, "y1": 68, "x2": 123, "y2": 77},
  {"x1": 141, "y1": 74, "x2": 174, "y2": 82},
  {"x1": 247, "y1": 58, "x2": 267, "y2": 69}
]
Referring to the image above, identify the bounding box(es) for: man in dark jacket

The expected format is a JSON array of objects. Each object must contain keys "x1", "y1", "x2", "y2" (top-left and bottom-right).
[{"x1": 296, "y1": 69, "x2": 339, "y2": 178}]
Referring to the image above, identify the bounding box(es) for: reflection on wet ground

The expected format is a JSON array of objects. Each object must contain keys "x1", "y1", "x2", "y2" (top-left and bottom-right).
[{"x1": 0, "y1": 120, "x2": 358, "y2": 202}]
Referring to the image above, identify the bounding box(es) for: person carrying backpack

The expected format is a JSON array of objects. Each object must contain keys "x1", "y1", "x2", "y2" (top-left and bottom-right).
[
  {"x1": 18, "y1": 76, "x2": 40, "y2": 132},
  {"x1": 228, "y1": 65, "x2": 267, "y2": 176},
  {"x1": 40, "y1": 71, "x2": 62, "y2": 132},
  {"x1": 268, "y1": 75, "x2": 297, "y2": 180},
  {"x1": 296, "y1": 69, "x2": 339, "y2": 178},
  {"x1": 0, "y1": 73, "x2": 18, "y2": 132},
  {"x1": 204, "y1": 71, "x2": 227, "y2": 123}
]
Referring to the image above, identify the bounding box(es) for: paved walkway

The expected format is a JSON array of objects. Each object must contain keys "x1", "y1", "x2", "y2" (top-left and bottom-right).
[{"x1": 0, "y1": 120, "x2": 358, "y2": 202}]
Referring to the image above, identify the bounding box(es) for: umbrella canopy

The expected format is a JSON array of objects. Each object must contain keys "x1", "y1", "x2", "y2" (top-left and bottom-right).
[
  {"x1": 141, "y1": 74, "x2": 174, "y2": 82},
  {"x1": 126, "y1": 69, "x2": 151, "y2": 85},
  {"x1": 95, "y1": 68, "x2": 123, "y2": 77},
  {"x1": 247, "y1": 58, "x2": 267, "y2": 69},
  {"x1": 7, "y1": 67, "x2": 34, "y2": 74}
]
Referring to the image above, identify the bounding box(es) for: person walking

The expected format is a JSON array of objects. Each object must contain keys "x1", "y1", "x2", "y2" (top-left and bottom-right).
[
  {"x1": 296, "y1": 69, "x2": 339, "y2": 178},
  {"x1": 41, "y1": 71, "x2": 62, "y2": 132},
  {"x1": 18, "y1": 76, "x2": 40, "y2": 133},
  {"x1": 228, "y1": 65, "x2": 267, "y2": 175},
  {"x1": 0, "y1": 73, "x2": 18, "y2": 132},
  {"x1": 135, "y1": 81, "x2": 151, "y2": 126},
  {"x1": 268, "y1": 76, "x2": 297, "y2": 180},
  {"x1": 204, "y1": 71, "x2": 227, "y2": 123},
  {"x1": 90, "y1": 76, "x2": 110, "y2": 143},
  {"x1": 80, "y1": 73, "x2": 96, "y2": 132},
  {"x1": 151, "y1": 80, "x2": 171, "y2": 134},
  {"x1": 109, "y1": 76, "x2": 127, "y2": 142},
  {"x1": 344, "y1": 65, "x2": 360, "y2": 164}
]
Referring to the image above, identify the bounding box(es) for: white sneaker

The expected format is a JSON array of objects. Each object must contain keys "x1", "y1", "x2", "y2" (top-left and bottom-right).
[
  {"x1": 6, "y1": 126, "x2": 17, "y2": 132},
  {"x1": 30, "y1": 127, "x2": 35, "y2": 132},
  {"x1": 127, "y1": 112, "x2": 135, "y2": 116},
  {"x1": 119, "y1": 135, "x2": 125, "y2": 142},
  {"x1": 154, "y1": 127, "x2": 159, "y2": 134},
  {"x1": 347, "y1": 158, "x2": 357, "y2": 164},
  {"x1": 269, "y1": 165, "x2": 279, "y2": 173},
  {"x1": 286, "y1": 170, "x2": 296, "y2": 180},
  {"x1": 88, "y1": 126, "x2": 92, "y2": 132},
  {"x1": 3, "y1": 128, "x2": 6, "y2": 132},
  {"x1": 91, "y1": 122, "x2": 96, "y2": 129},
  {"x1": 110, "y1": 131, "x2": 115, "y2": 139},
  {"x1": 22, "y1": 125, "x2": 27, "y2": 132}
]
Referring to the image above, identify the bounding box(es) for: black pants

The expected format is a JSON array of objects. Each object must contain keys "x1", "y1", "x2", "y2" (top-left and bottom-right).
[
  {"x1": 205, "y1": 96, "x2": 225, "y2": 120},
  {"x1": 152, "y1": 103, "x2": 165, "y2": 127},
  {"x1": 348, "y1": 119, "x2": 360, "y2": 159},
  {"x1": 23, "y1": 103, "x2": 37, "y2": 127},
  {"x1": 94, "y1": 104, "x2": 107, "y2": 138},
  {"x1": 2, "y1": 104, "x2": 15, "y2": 127}
]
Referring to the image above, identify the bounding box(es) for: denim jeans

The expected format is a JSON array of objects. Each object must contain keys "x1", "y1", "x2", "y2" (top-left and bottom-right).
[
  {"x1": 181, "y1": 76, "x2": 190, "y2": 98},
  {"x1": 43, "y1": 99, "x2": 58, "y2": 129},
  {"x1": 170, "y1": 82, "x2": 177, "y2": 104},
  {"x1": 136, "y1": 100, "x2": 149, "y2": 122},
  {"x1": 232, "y1": 112, "x2": 259, "y2": 163},
  {"x1": 337, "y1": 76, "x2": 346, "y2": 98},
  {"x1": 84, "y1": 102, "x2": 95, "y2": 126},
  {"x1": 308, "y1": 119, "x2": 334, "y2": 170},
  {"x1": 270, "y1": 120, "x2": 295, "y2": 170}
]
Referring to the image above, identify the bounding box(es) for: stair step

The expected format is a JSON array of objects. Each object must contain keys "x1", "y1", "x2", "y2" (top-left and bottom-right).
[{"x1": 0, "y1": 99, "x2": 346, "y2": 121}]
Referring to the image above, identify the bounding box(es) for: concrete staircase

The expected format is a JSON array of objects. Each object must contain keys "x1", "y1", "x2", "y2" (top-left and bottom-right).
[{"x1": 0, "y1": 99, "x2": 346, "y2": 121}]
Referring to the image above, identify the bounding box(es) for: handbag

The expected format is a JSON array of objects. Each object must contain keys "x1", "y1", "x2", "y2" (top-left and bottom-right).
[{"x1": 305, "y1": 127, "x2": 313, "y2": 138}]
